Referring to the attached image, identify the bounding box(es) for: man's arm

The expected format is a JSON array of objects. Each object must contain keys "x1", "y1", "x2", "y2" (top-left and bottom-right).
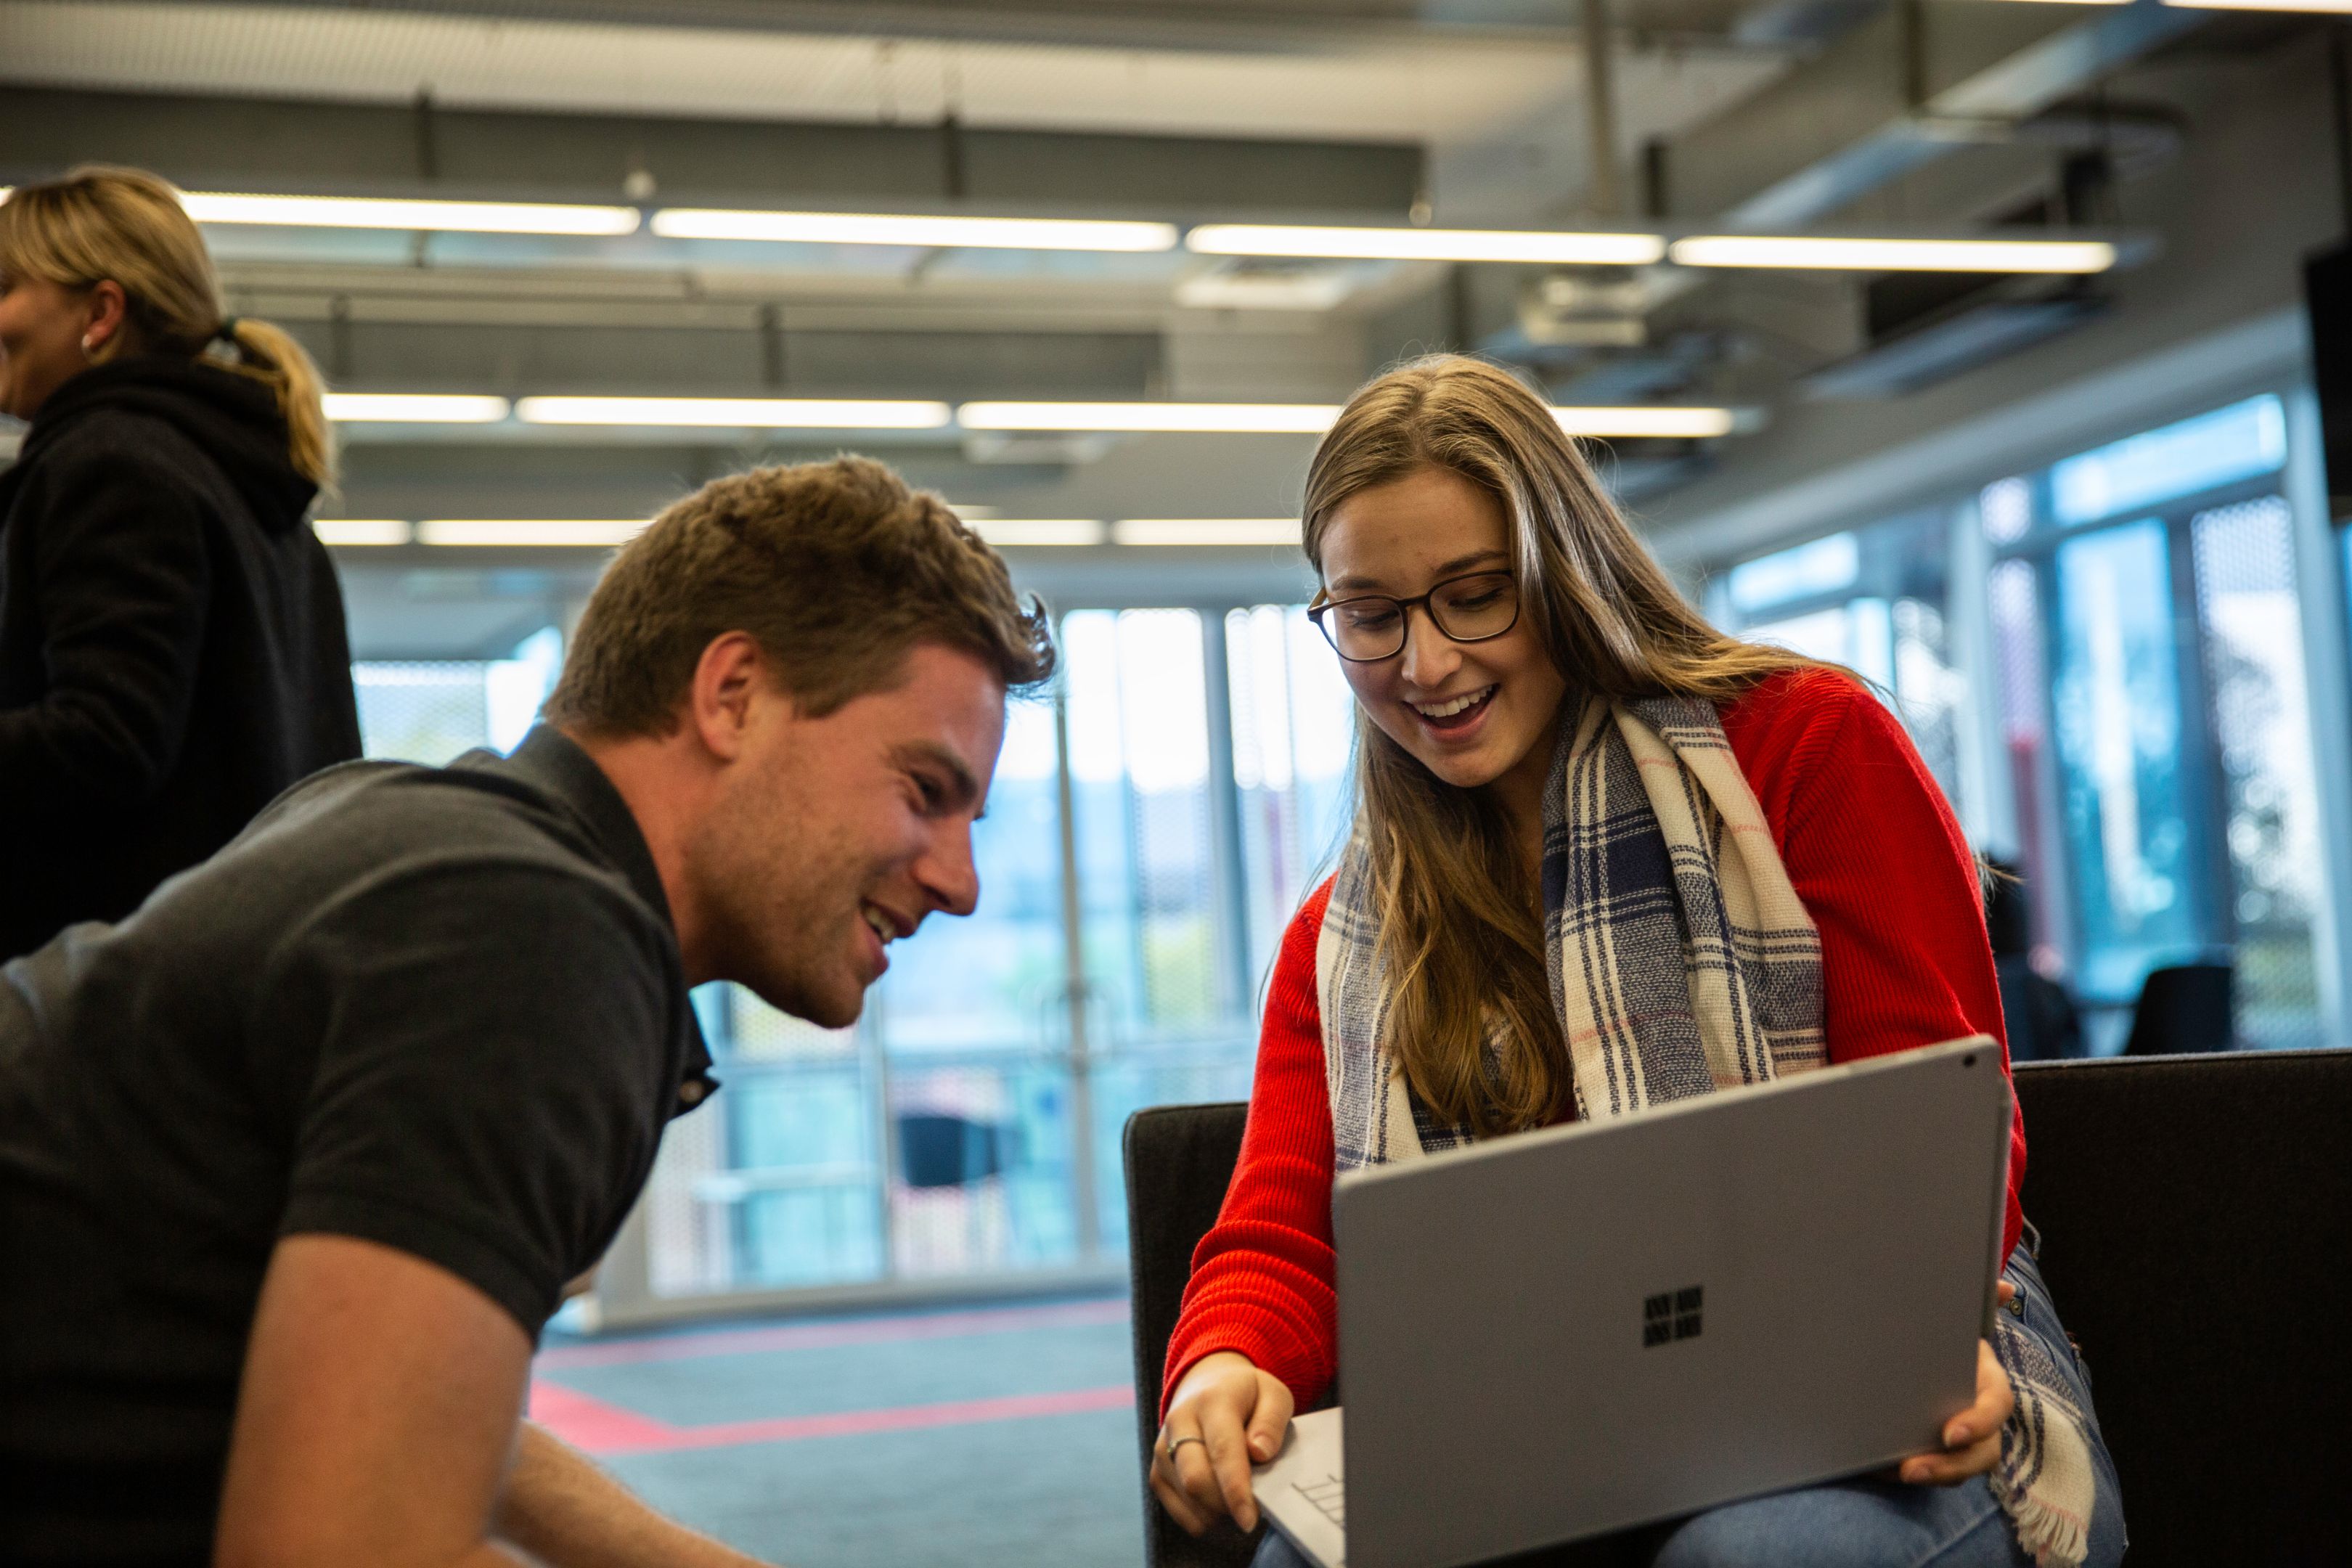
[
  {"x1": 214, "y1": 1235, "x2": 777, "y2": 1568},
  {"x1": 497, "y1": 1423, "x2": 772, "y2": 1568},
  {"x1": 214, "y1": 1235, "x2": 531, "y2": 1568}
]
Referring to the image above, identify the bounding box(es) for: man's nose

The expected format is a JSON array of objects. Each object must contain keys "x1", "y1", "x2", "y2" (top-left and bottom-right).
[
  {"x1": 1397, "y1": 603, "x2": 1462, "y2": 690},
  {"x1": 918, "y1": 820, "x2": 981, "y2": 919}
]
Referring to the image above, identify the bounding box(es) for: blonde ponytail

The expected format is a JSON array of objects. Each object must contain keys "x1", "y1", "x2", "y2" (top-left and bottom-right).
[
  {"x1": 221, "y1": 318, "x2": 335, "y2": 491},
  {"x1": 0, "y1": 165, "x2": 338, "y2": 490}
]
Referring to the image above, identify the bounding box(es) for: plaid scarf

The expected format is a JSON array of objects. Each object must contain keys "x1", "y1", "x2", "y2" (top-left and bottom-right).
[{"x1": 1315, "y1": 692, "x2": 2096, "y2": 1567}]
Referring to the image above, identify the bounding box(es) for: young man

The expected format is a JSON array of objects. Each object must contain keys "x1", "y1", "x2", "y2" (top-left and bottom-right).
[{"x1": 0, "y1": 457, "x2": 1055, "y2": 1567}]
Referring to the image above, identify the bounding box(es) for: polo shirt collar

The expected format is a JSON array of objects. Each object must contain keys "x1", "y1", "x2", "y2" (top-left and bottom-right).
[
  {"x1": 500, "y1": 726, "x2": 673, "y2": 925},
  {"x1": 493, "y1": 724, "x2": 717, "y2": 1113}
]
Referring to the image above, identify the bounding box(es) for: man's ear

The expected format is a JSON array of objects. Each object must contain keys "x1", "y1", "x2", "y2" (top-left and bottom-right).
[{"x1": 684, "y1": 632, "x2": 778, "y2": 762}]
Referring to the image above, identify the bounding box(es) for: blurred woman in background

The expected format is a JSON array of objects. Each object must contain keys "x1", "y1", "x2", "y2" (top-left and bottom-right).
[{"x1": 0, "y1": 166, "x2": 361, "y2": 958}]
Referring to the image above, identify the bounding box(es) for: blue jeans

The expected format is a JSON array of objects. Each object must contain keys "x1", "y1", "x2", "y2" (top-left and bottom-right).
[{"x1": 1251, "y1": 1244, "x2": 2125, "y2": 1568}]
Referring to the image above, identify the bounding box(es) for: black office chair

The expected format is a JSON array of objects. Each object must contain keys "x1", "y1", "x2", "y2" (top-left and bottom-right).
[
  {"x1": 2121, "y1": 962, "x2": 2234, "y2": 1055},
  {"x1": 1124, "y1": 1050, "x2": 2352, "y2": 1568},
  {"x1": 897, "y1": 1112, "x2": 1013, "y2": 1188},
  {"x1": 1124, "y1": 1103, "x2": 1259, "y2": 1568}
]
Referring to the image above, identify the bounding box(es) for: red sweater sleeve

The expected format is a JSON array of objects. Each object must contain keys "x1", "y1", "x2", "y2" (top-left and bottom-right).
[
  {"x1": 1160, "y1": 878, "x2": 1342, "y2": 1419},
  {"x1": 1720, "y1": 671, "x2": 2026, "y2": 1261},
  {"x1": 1161, "y1": 672, "x2": 2026, "y2": 1419}
]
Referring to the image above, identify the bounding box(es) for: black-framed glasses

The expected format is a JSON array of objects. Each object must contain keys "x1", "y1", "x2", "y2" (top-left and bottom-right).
[{"x1": 1307, "y1": 571, "x2": 1521, "y2": 662}]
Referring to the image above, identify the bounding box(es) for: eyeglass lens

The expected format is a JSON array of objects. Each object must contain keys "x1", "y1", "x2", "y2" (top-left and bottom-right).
[{"x1": 1322, "y1": 573, "x2": 1517, "y2": 661}]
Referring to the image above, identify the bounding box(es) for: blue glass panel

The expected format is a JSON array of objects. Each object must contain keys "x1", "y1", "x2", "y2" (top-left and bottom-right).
[
  {"x1": 1725, "y1": 531, "x2": 1859, "y2": 614},
  {"x1": 2051, "y1": 395, "x2": 2287, "y2": 528},
  {"x1": 2048, "y1": 520, "x2": 2202, "y2": 1000}
]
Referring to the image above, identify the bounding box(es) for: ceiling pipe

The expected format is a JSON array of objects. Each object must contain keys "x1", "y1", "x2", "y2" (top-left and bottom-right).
[
  {"x1": 1666, "y1": 0, "x2": 2207, "y2": 232},
  {"x1": 1581, "y1": 0, "x2": 1623, "y2": 220}
]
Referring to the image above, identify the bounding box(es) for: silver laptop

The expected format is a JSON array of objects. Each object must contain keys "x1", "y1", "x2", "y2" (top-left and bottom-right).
[{"x1": 1251, "y1": 1037, "x2": 2012, "y2": 1568}]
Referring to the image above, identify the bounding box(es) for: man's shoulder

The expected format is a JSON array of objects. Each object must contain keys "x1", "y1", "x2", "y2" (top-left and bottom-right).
[
  {"x1": 219, "y1": 754, "x2": 661, "y2": 936},
  {"x1": 261, "y1": 753, "x2": 596, "y2": 854}
]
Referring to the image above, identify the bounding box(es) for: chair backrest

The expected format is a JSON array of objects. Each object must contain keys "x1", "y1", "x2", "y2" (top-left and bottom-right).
[
  {"x1": 897, "y1": 1113, "x2": 1005, "y2": 1188},
  {"x1": 1124, "y1": 1102, "x2": 1255, "y2": 1568},
  {"x1": 2010, "y1": 1050, "x2": 2351, "y2": 1565},
  {"x1": 2122, "y1": 962, "x2": 2233, "y2": 1055},
  {"x1": 1123, "y1": 1052, "x2": 2352, "y2": 1567}
]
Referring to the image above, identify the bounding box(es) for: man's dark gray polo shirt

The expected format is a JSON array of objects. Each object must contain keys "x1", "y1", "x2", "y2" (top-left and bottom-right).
[{"x1": 0, "y1": 725, "x2": 714, "y2": 1565}]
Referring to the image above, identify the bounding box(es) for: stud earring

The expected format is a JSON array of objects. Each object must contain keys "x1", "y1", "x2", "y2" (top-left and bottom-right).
[{"x1": 79, "y1": 334, "x2": 95, "y2": 357}]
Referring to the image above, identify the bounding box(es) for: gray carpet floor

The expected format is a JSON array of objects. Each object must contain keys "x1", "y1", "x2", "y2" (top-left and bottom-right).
[{"x1": 534, "y1": 1294, "x2": 1149, "y2": 1568}]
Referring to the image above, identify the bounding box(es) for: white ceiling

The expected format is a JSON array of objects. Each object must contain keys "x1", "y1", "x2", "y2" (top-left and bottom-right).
[{"x1": 2, "y1": 1, "x2": 1785, "y2": 216}]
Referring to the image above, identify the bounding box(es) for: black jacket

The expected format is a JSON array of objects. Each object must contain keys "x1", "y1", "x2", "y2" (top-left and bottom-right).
[{"x1": 0, "y1": 356, "x2": 362, "y2": 958}]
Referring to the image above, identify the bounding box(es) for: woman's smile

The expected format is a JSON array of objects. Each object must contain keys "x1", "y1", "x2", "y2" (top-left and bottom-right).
[{"x1": 1405, "y1": 682, "x2": 1498, "y2": 739}]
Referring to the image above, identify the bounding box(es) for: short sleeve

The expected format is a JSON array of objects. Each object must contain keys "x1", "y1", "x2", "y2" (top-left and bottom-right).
[{"x1": 264, "y1": 861, "x2": 677, "y2": 1335}]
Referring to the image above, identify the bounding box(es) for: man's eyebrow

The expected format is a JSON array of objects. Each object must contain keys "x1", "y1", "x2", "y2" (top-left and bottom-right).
[
  {"x1": 1328, "y1": 547, "x2": 1510, "y2": 594},
  {"x1": 891, "y1": 741, "x2": 982, "y2": 814}
]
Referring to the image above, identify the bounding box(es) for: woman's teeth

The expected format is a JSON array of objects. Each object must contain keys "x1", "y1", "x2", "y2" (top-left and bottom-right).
[
  {"x1": 1411, "y1": 685, "x2": 1495, "y2": 719},
  {"x1": 863, "y1": 909, "x2": 896, "y2": 944}
]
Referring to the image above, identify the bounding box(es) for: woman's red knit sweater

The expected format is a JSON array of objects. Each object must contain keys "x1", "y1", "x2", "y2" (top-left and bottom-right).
[{"x1": 1161, "y1": 671, "x2": 2026, "y2": 1418}]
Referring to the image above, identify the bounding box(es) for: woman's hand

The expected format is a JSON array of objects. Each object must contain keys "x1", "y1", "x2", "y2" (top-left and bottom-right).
[
  {"x1": 1900, "y1": 1281, "x2": 2017, "y2": 1486},
  {"x1": 1151, "y1": 1351, "x2": 1296, "y2": 1535}
]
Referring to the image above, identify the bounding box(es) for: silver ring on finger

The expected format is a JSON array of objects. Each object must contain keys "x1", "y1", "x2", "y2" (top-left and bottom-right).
[{"x1": 1165, "y1": 1434, "x2": 1206, "y2": 1463}]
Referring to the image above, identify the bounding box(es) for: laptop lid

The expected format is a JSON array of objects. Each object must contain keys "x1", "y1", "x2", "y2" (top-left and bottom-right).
[{"x1": 1333, "y1": 1037, "x2": 2012, "y2": 1568}]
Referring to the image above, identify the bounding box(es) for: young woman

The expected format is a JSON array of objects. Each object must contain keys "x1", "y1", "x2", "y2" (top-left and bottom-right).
[
  {"x1": 1151, "y1": 357, "x2": 2121, "y2": 1568},
  {"x1": 0, "y1": 166, "x2": 361, "y2": 958}
]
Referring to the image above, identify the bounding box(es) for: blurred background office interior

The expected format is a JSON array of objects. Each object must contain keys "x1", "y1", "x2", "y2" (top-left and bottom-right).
[{"x1": 4, "y1": 1, "x2": 2349, "y2": 1563}]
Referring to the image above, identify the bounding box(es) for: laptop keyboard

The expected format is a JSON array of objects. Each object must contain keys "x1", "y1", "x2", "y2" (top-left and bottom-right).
[{"x1": 1298, "y1": 1472, "x2": 1346, "y2": 1527}]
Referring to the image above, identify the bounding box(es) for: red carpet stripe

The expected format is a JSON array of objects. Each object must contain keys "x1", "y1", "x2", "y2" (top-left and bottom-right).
[{"x1": 530, "y1": 1379, "x2": 1135, "y2": 1455}]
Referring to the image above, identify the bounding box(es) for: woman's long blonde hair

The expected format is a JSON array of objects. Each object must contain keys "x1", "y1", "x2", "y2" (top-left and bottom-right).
[
  {"x1": 1302, "y1": 355, "x2": 1819, "y2": 1135},
  {"x1": 0, "y1": 166, "x2": 335, "y2": 489}
]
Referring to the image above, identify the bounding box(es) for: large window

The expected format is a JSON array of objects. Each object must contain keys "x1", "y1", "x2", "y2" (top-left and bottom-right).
[
  {"x1": 1985, "y1": 394, "x2": 2325, "y2": 1050},
  {"x1": 1707, "y1": 393, "x2": 2332, "y2": 1055},
  {"x1": 1707, "y1": 511, "x2": 1967, "y2": 802}
]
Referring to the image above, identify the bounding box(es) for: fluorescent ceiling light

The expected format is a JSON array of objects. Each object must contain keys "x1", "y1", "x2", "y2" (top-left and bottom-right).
[
  {"x1": 1554, "y1": 407, "x2": 1739, "y2": 438},
  {"x1": 958, "y1": 401, "x2": 1741, "y2": 438},
  {"x1": 311, "y1": 518, "x2": 412, "y2": 547},
  {"x1": 1188, "y1": 224, "x2": 1666, "y2": 266},
  {"x1": 181, "y1": 192, "x2": 640, "y2": 236},
  {"x1": 652, "y1": 208, "x2": 1178, "y2": 252},
  {"x1": 323, "y1": 393, "x2": 513, "y2": 423},
  {"x1": 968, "y1": 519, "x2": 1108, "y2": 547},
  {"x1": 1111, "y1": 518, "x2": 1302, "y2": 547},
  {"x1": 1175, "y1": 271, "x2": 1355, "y2": 311},
  {"x1": 516, "y1": 396, "x2": 953, "y2": 429},
  {"x1": 960, "y1": 401, "x2": 1339, "y2": 433},
  {"x1": 416, "y1": 519, "x2": 649, "y2": 547},
  {"x1": 1669, "y1": 235, "x2": 2117, "y2": 273}
]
